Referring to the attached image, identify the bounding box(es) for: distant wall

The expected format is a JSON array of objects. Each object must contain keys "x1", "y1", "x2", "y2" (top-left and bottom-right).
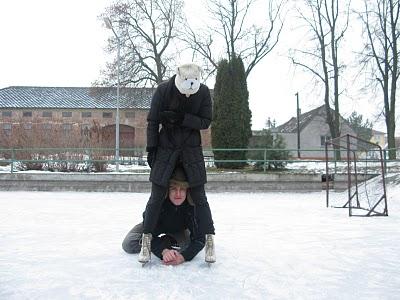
[{"x1": 0, "y1": 172, "x2": 357, "y2": 193}]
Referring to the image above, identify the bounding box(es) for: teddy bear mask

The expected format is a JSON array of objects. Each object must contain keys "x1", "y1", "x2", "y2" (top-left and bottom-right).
[{"x1": 174, "y1": 63, "x2": 203, "y2": 98}]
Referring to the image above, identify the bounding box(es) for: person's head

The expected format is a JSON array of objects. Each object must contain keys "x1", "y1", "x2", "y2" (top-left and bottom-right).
[
  {"x1": 174, "y1": 63, "x2": 203, "y2": 97},
  {"x1": 168, "y1": 167, "x2": 192, "y2": 206}
]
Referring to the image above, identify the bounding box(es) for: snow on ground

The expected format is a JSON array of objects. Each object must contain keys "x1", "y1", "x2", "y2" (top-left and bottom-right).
[
  {"x1": 2, "y1": 160, "x2": 400, "y2": 174},
  {"x1": 0, "y1": 181, "x2": 400, "y2": 299}
]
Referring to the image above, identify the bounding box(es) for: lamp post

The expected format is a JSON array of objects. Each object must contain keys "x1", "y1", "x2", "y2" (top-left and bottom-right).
[
  {"x1": 104, "y1": 17, "x2": 120, "y2": 172},
  {"x1": 295, "y1": 92, "x2": 301, "y2": 158}
]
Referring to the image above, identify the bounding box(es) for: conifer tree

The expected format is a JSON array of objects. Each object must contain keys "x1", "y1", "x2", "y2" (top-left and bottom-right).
[
  {"x1": 247, "y1": 129, "x2": 289, "y2": 170},
  {"x1": 212, "y1": 56, "x2": 252, "y2": 168}
]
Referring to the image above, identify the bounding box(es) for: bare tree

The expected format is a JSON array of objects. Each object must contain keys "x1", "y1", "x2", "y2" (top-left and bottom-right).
[
  {"x1": 358, "y1": 0, "x2": 399, "y2": 159},
  {"x1": 290, "y1": 0, "x2": 350, "y2": 159},
  {"x1": 183, "y1": 0, "x2": 285, "y2": 78},
  {"x1": 98, "y1": 0, "x2": 184, "y2": 87}
]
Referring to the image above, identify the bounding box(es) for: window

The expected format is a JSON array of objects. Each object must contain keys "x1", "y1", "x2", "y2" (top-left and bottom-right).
[
  {"x1": 23, "y1": 123, "x2": 32, "y2": 130},
  {"x1": 23, "y1": 111, "x2": 32, "y2": 117},
  {"x1": 82, "y1": 112, "x2": 92, "y2": 118},
  {"x1": 3, "y1": 123, "x2": 12, "y2": 135},
  {"x1": 321, "y1": 135, "x2": 331, "y2": 146},
  {"x1": 2, "y1": 111, "x2": 12, "y2": 117},
  {"x1": 42, "y1": 111, "x2": 52, "y2": 118},
  {"x1": 62, "y1": 111, "x2": 72, "y2": 118},
  {"x1": 125, "y1": 111, "x2": 135, "y2": 118},
  {"x1": 42, "y1": 123, "x2": 52, "y2": 130},
  {"x1": 103, "y1": 112, "x2": 113, "y2": 118}
]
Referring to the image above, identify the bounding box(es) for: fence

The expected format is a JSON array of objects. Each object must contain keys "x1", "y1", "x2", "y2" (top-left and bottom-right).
[{"x1": 0, "y1": 147, "x2": 399, "y2": 174}]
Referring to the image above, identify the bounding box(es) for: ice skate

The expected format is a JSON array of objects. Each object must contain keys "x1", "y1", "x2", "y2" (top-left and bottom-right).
[
  {"x1": 138, "y1": 233, "x2": 152, "y2": 265},
  {"x1": 205, "y1": 234, "x2": 216, "y2": 264}
]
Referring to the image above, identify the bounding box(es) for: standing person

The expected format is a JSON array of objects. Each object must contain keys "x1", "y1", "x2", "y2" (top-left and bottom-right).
[
  {"x1": 139, "y1": 63, "x2": 215, "y2": 264},
  {"x1": 123, "y1": 167, "x2": 205, "y2": 265}
]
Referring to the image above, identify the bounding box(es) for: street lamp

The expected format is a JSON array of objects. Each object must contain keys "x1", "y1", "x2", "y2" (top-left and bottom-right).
[
  {"x1": 104, "y1": 17, "x2": 120, "y2": 172},
  {"x1": 295, "y1": 92, "x2": 301, "y2": 158}
]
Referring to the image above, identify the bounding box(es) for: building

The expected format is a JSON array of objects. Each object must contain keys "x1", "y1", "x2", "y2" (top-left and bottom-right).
[
  {"x1": 0, "y1": 86, "x2": 212, "y2": 151},
  {"x1": 370, "y1": 129, "x2": 386, "y2": 148},
  {"x1": 272, "y1": 105, "x2": 356, "y2": 159}
]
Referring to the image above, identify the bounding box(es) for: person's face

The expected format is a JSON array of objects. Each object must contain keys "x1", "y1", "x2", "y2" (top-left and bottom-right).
[{"x1": 168, "y1": 184, "x2": 187, "y2": 206}]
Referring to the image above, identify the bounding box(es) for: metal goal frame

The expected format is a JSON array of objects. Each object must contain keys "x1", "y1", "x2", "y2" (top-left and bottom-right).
[{"x1": 325, "y1": 134, "x2": 388, "y2": 217}]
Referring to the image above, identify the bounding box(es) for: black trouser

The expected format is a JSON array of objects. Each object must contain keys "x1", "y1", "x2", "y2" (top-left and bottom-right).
[
  {"x1": 122, "y1": 223, "x2": 190, "y2": 254},
  {"x1": 142, "y1": 183, "x2": 215, "y2": 235}
]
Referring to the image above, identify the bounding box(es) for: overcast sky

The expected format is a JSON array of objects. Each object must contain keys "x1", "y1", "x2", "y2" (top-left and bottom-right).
[{"x1": 0, "y1": 0, "x2": 396, "y2": 134}]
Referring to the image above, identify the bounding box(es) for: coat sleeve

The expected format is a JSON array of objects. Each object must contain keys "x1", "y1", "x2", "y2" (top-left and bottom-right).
[
  {"x1": 146, "y1": 86, "x2": 163, "y2": 149},
  {"x1": 180, "y1": 235, "x2": 205, "y2": 261},
  {"x1": 181, "y1": 85, "x2": 212, "y2": 130},
  {"x1": 180, "y1": 214, "x2": 206, "y2": 261},
  {"x1": 151, "y1": 236, "x2": 171, "y2": 260}
]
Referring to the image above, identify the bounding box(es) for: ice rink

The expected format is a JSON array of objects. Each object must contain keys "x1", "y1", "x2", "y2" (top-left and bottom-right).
[{"x1": 1, "y1": 180, "x2": 399, "y2": 299}]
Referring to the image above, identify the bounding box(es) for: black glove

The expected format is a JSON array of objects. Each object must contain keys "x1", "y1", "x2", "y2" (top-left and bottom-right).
[
  {"x1": 146, "y1": 147, "x2": 157, "y2": 168},
  {"x1": 160, "y1": 110, "x2": 184, "y2": 125}
]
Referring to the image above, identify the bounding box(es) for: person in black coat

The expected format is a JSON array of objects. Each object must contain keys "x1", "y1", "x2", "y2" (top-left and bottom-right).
[
  {"x1": 138, "y1": 64, "x2": 216, "y2": 264},
  {"x1": 123, "y1": 167, "x2": 205, "y2": 265}
]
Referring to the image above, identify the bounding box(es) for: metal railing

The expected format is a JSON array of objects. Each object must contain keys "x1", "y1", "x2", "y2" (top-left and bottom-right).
[{"x1": 0, "y1": 147, "x2": 399, "y2": 174}]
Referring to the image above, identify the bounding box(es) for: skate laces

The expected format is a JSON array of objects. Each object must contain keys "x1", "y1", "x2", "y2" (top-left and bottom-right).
[
  {"x1": 143, "y1": 235, "x2": 151, "y2": 247},
  {"x1": 140, "y1": 234, "x2": 151, "y2": 253},
  {"x1": 206, "y1": 235, "x2": 214, "y2": 253}
]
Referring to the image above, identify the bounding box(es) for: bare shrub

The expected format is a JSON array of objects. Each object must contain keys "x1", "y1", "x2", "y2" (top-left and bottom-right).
[{"x1": 0, "y1": 118, "x2": 132, "y2": 172}]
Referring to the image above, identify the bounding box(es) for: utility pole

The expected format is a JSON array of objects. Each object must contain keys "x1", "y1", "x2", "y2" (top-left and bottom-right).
[{"x1": 295, "y1": 92, "x2": 301, "y2": 158}]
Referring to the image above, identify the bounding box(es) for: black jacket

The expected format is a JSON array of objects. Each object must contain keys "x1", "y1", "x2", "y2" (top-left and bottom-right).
[
  {"x1": 147, "y1": 76, "x2": 212, "y2": 187},
  {"x1": 148, "y1": 199, "x2": 205, "y2": 261}
]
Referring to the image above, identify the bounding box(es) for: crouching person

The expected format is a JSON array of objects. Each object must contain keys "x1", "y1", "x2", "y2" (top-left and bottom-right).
[{"x1": 122, "y1": 167, "x2": 205, "y2": 265}]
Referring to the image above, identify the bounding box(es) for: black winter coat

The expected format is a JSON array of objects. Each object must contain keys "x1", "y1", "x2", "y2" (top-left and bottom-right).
[
  {"x1": 147, "y1": 76, "x2": 212, "y2": 187},
  {"x1": 148, "y1": 199, "x2": 205, "y2": 261}
]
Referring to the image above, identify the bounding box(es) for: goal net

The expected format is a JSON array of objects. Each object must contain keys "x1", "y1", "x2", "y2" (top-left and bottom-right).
[{"x1": 324, "y1": 134, "x2": 388, "y2": 217}]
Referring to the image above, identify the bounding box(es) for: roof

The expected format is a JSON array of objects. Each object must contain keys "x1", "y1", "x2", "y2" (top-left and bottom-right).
[
  {"x1": 371, "y1": 129, "x2": 386, "y2": 135},
  {"x1": 274, "y1": 105, "x2": 348, "y2": 134},
  {"x1": 0, "y1": 86, "x2": 155, "y2": 110}
]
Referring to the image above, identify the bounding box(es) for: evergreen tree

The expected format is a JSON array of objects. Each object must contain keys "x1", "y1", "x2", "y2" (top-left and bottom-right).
[
  {"x1": 347, "y1": 112, "x2": 373, "y2": 142},
  {"x1": 248, "y1": 129, "x2": 289, "y2": 170},
  {"x1": 212, "y1": 56, "x2": 252, "y2": 168}
]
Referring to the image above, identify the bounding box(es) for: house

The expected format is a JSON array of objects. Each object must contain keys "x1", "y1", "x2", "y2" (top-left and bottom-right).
[
  {"x1": 271, "y1": 105, "x2": 356, "y2": 159},
  {"x1": 396, "y1": 137, "x2": 400, "y2": 157},
  {"x1": 0, "y1": 86, "x2": 212, "y2": 150},
  {"x1": 383, "y1": 136, "x2": 400, "y2": 157},
  {"x1": 370, "y1": 129, "x2": 386, "y2": 148}
]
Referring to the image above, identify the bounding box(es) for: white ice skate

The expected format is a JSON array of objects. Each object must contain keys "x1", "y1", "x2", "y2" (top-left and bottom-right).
[
  {"x1": 205, "y1": 234, "x2": 216, "y2": 264},
  {"x1": 138, "y1": 233, "x2": 152, "y2": 265}
]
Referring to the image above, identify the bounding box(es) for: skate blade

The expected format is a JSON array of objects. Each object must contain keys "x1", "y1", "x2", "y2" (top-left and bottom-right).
[
  {"x1": 140, "y1": 261, "x2": 150, "y2": 267},
  {"x1": 205, "y1": 258, "x2": 216, "y2": 264},
  {"x1": 138, "y1": 257, "x2": 150, "y2": 266},
  {"x1": 206, "y1": 260, "x2": 216, "y2": 267}
]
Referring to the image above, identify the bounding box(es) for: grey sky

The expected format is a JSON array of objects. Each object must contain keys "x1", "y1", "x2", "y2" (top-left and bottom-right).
[{"x1": 0, "y1": 0, "x2": 395, "y2": 134}]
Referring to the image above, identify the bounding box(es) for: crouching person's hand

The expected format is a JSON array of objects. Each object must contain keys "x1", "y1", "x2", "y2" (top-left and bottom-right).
[{"x1": 162, "y1": 249, "x2": 185, "y2": 265}]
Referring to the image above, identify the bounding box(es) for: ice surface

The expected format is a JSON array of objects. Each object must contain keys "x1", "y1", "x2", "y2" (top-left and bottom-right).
[{"x1": 1, "y1": 183, "x2": 400, "y2": 299}]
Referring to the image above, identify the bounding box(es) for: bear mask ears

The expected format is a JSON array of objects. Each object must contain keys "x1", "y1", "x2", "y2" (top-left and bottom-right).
[{"x1": 176, "y1": 63, "x2": 203, "y2": 79}]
